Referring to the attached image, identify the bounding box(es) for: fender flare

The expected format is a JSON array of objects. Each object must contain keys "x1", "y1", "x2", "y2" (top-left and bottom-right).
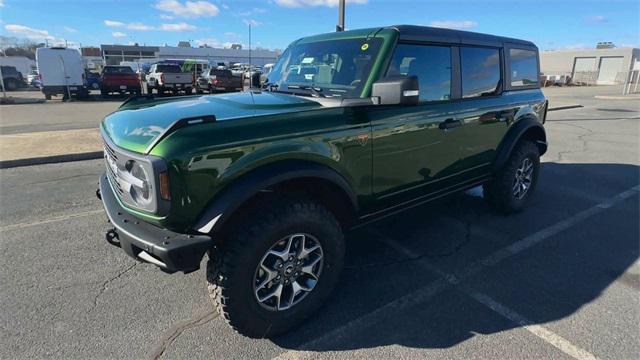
[
  {"x1": 193, "y1": 160, "x2": 358, "y2": 234},
  {"x1": 493, "y1": 117, "x2": 547, "y2": 172}
]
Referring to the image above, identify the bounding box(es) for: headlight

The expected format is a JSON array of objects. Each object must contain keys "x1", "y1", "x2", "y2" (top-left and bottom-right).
[{"x1": 125, "y1": 160, "x2": 151, "y2": 205}]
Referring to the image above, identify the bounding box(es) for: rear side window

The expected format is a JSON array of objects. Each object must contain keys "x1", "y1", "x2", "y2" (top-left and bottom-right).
[
  {"x1": 387, "y1": 44, "x2": 452, "y2": 102},
  {"x1": 461, "y1": 47, "x2": 501, "y2": 98},
  {"x1": 509, "y1": 48, "x2": 538, "y2": 87},
  {"x1": 156, "y1": 65, "x2": 182, "y2": 73}
]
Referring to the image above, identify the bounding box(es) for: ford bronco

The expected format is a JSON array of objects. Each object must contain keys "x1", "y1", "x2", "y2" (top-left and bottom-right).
[{"x1": 97, "y1": 25, "x2": 548, "y2": 338}]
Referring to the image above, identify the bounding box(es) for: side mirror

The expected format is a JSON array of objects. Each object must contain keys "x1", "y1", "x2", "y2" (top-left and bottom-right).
[{"x1": 371, "y1": 75, "x2": 419, "y2": 105}]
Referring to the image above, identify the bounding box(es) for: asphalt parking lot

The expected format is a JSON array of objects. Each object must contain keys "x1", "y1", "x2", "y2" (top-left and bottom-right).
[{"x1": 1, "y1": 87, "x2": 638, "y2": 359}]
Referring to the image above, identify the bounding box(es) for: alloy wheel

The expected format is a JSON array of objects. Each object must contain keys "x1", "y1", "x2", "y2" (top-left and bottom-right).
[
  {"x1": 512, "y1": 157, "x2": 534, "y2": 200},
  {"x1": 253, "y1": 233, "x2": 324, "y2": 311}
]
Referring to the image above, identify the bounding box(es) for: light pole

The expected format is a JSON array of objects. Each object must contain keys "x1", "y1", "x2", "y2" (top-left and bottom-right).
[{"x1": 336, "y1": 0, "x2": 345, "y2": 32}]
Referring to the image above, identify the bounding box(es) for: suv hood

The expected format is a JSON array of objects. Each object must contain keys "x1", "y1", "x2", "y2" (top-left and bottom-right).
[{"x1": 101, "y1": 91, "x2": 324, "y2": 154}]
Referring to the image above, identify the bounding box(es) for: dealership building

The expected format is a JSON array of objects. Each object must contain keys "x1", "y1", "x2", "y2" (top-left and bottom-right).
[
  {"x1": 99, "y1": 43, "x2": 280, "y2": 67},
  {"x1": 540, "y1": 46, "x2": 640, "y2": 85}
]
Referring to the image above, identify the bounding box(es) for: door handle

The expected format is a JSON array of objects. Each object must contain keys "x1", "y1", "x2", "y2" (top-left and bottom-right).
[{"x1": 439, "y1": 118, "x2": 462, "y2": 130}]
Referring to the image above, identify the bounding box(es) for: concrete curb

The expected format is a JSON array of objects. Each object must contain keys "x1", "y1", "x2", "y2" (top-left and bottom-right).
[
  {"x1": 594, "y1": 95, "x2": 640, "y2": 100},
  {"x1": 547, "y1": 104, "x2": 583, "y2": 112},
  {"x1": 0, "y1": 151, "x2": 103, "y2": 169}
]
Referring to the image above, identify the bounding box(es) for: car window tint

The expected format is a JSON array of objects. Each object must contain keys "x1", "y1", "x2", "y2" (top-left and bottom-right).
[
  {"x1": 386, "y1": 44, "x2": 452, "y2": 101},
  {"x1": 461, "y1": 47, "x2": 501, "y2": 98},
  {"x1": 509, "y1": 48, "x2": 538, "y2": 87},
  {"x1": 104, "y1": 67, "x2": 134, "y2": 74}
]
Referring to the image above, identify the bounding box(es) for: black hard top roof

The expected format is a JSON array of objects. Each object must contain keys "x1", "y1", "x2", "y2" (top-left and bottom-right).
[{"x1": 390, "y1": 25, "x2": 537, "y2": 49}]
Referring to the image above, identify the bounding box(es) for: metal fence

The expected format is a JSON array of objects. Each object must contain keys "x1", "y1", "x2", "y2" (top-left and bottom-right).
[{"x1": 621, "y1": 70, "x2": 640, "y2": 95}]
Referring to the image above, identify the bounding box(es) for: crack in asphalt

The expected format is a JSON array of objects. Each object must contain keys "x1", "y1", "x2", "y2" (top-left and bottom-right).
[
  {"x1": 5, "y1": 173, "x2": 98, "y2": 188},
  {"x1": 149, "y1": 310, "x2": 219, "y2": 360},
  {"x1": 554, "y1": 122, "x2": 595, "y2": 162},
  {"x1": 345, "y1": 221, "x2": 473, "y2": 270},
  {"x1": 87, "y1": 262, "x2": 139, "y2": 314}
]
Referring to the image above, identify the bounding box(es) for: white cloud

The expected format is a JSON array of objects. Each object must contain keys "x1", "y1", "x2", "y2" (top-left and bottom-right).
[
  {"x1": 154, "y1": 0, "x2": 219, "y2": 18},
  {"x1": 243, "y1": 19, "x2": 261, "y2": 26},
  {"x1": 586, "y1": 15, "x2": 608, "y2": 24},
  {"x1": 112, "y1": 32, "x2": 127, "y2": 38},
  {"x1": 275, "y1": 0, "x2": 367, "y2": 7},
  {"x1": 4, "y1": 24, "x2": 55, "y2": 40},
  {"x1": 104, "y1": 20, "x2": 125, "y2": 27},
  {"x1": 127, "y1": 22, "x2": 155, "y2": 31},
  {"x1": 160, "y1": 22, "x2": 197, "y2": 31},
  {"x1": 195, "y1": 38, "x2": 220, "y2": 47},
  {"x1": 159, "y1": 14, "x2": 174, "y2": 19},
  {"x1": 429, "y1": 20, "x2": 477, "y2": 29},
  {"x1": 224, "y1": 31, "x2": 239, "y2": 37},
  {"x1": 63, "y1": 26, "x2": 78, "y2": 33},
  {"x1": 562, "y1": 43, "x2": 590, "y2": 50},
  {"x1": 0, "y1": 1, "x2": 5, "y2": 7},
  {"x1": 104, "y1": 19, "x2": 195, "y2": 32}
]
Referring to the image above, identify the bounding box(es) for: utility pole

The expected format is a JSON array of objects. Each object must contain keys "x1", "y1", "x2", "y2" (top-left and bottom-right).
[
  {"x1": 248, "y1": 23, "x2": 252, "y2": 89},
  {"x1": 336, "y1": 0, "x2": 345, "y2": 32}
]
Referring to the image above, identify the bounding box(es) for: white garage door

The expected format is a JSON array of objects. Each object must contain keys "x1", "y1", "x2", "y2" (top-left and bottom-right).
[
  {"x1": 572, "y1": 57, "x2": 597, "y2": 74},
  {"x1": 597, "y1": 56, "x2": 625, "y2": 85}
]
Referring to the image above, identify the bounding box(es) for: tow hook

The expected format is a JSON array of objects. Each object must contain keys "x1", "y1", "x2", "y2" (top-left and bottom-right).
[
  {"x1": 106, "y1": 228, "x2": 121, "y2": 248},
  {"x1": 96, "y1": 188, "x2": 101, "y2": 200}
]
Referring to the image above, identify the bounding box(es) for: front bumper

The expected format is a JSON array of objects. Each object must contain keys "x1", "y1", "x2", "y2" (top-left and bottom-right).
[{"x1": 98, "y1": 173, "x2": 212, "y2": 273}]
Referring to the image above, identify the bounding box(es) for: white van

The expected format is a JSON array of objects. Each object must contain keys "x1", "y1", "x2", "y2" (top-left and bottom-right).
[{"x1": 36, "y1": 47, "x2": 87, "y2": 99}]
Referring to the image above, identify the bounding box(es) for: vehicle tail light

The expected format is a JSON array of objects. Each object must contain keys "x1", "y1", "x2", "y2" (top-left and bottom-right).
[
  {"x1": 159, "y1": 171, "x2": 171, "y2": 200},
  {"x1": 212, "y1": 78, "x2": 218, "y2": 85}
]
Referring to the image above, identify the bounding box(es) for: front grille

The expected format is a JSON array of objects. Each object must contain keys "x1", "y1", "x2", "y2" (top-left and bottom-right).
[{"x1": 104, "y1": 141, "x2": 124, "y2": 197}]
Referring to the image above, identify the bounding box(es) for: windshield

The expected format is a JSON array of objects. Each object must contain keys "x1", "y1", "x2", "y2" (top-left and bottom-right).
[
  {"x1": 104, "y1": 66, "x2": 134, "y2": 74},
  {"x1": 266, "y1": 38, "x2": 382, "y2": 98},
  {"x1": 156, "y1": 64, "x2": 182, "y2": 73}
]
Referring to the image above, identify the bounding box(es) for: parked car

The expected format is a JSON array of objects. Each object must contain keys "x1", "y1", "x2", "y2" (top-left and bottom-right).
[
  {"x1": 27, "y1": 69, "x2": 39, "y2": 86},
  {"x1": 0, "y1": 65, "x2": 25, "y2": 91},
  {"x1": 97, "y1": 25, "x2": 547, "y2": 338},
  {"x1": 100, "y1": 66, "x2": 141, "y2": 96},
  {"x1": 145, "y1": 63, "x2": 193, "y2": 95},
  {"x1": 85, "y1": 70, "x2": 101, "y2": 90},
  {"x1": 260, "y1": 63, "x2": 274, "y2": 85},
  {"x1": 195, "y1": 69, "x2": 242, "y2": 93},
  {"x1": 36, "y1": 47, "x2": 88, "y2": 100}
]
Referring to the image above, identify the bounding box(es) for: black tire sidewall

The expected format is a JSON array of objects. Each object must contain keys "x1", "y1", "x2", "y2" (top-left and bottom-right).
[
  {"x1": 501, "y1": 142, "x2": 540, "y2": 211},
  {"x1": 214, "y1": 202, "x2": 344, "y2": 337}
]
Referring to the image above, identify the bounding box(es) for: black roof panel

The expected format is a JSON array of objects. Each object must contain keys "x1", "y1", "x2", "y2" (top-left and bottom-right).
[{"x1": 390, "y1": 25, "x2": 536, "y2": 48}]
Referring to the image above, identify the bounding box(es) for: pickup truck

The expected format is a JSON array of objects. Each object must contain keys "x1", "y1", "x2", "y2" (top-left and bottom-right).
[
  {"x1": 195, "y1": 69, "x2": 242, "y2": 94},
  {"x1": 99, "y1": 66, "x2": 141, "y2": 96},
  {"x1": 145, "y1": 64, "x2": 193, "y2": 95}
]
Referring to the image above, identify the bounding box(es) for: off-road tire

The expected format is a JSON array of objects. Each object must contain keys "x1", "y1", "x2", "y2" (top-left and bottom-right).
[
  {"x1": 146, "y1": 84, "x2": 153, "y2": 95},
  {"x1": 484, "y1": 141, "x2": 540, "y2": 214},
  {"x1": 206, "y1": 199, "x2": 345, "y2": 338}
]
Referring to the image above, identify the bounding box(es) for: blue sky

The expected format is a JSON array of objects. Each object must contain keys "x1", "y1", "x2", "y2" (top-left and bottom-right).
[{"x1": 1, "y1": 0, "x2": 638, "y2": 51}]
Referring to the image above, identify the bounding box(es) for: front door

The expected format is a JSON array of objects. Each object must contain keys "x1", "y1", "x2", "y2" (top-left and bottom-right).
[{"x1": 369, "y1": 43, "x2": 463, "y2": 211}]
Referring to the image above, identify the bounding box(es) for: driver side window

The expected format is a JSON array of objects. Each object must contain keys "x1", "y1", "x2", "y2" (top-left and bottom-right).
[{"x1": 387, "y1": 44, "x2": 452, "y2": 102}]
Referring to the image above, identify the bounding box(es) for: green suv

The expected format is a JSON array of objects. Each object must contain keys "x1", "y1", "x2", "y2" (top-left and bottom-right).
[{"x1": 97, "y1": 25, "x2": 548, "y2": 338}]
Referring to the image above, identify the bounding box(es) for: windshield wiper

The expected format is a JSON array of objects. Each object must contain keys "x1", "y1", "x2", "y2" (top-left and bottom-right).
[{"x1": 287, "y1": 85, "x2": 326, "y2": 98}]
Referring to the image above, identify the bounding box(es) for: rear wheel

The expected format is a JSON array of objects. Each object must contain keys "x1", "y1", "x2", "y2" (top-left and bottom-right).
[
  {"x1": 4, "y1": 78, "x2": 17, "y2": 91},
  {"x1": 206, "y1": 199, "x2": 344, "y2": 338},
  {"x1": 146, "y1": 84, "x2": 153, "y2": 95},
  {"x1": 484, "y1": 141, "x2": 540, "y2": 213}
]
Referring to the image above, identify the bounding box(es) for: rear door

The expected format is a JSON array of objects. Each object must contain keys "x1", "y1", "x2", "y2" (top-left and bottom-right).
[{"x1": 447, "y1": 46, "x2": 510, "y2": 174}]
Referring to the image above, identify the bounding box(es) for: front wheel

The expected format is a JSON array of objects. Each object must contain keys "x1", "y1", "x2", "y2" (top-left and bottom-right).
[
  {"x1": 206, "y1": 199, "x2": 344, "y2": 338},
  {"x1": 484, "y1": 141, "x2": 540, "y2": 213}
]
